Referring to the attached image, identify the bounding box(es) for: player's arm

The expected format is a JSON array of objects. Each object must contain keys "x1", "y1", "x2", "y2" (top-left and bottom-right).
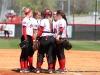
[
  {"x1": 37, "y1": 26, "x2": 44, "y2": 37},
  {"x1": 22, "y1": 20, "x2": 27, "y2": 40},
  {"x1": 56, "y1": 26, "x2": 64, "y2": 40},
  {"x1": 37, "y1": 20, "x2": 44, "y2": 37},
  {"x1": 56, "y1": 21, "x2": 64, "y2": 40}
]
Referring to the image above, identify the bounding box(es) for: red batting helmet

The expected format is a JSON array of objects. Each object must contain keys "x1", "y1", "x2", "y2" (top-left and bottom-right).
[{"x1": 43, "y1": 9, "x2": 52, "y2": 17}]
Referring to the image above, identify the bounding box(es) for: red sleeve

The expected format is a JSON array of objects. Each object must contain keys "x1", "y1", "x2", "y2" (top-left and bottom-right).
[
  {"x1": 60, "y1": 27, "x2": 64, "y2": 32},
  {"x1": 23, "y1": 26, "x2": 27, "y2": 40},
  {"x1": 32, "y1": 36, "x2": 34, "y2": 40},
  {"x1": 59, "y1": 27, "x2": 64, "y2": 35},
  {"x1": 38, "y1": 26, "x2": 44, "y2": 37}
]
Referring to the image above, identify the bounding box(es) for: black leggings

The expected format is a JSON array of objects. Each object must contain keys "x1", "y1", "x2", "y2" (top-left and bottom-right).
[
  {"x1": 56, "y1": 40, "x2": 65, "y2": 60},
  {"x1": 20, "y1": 35, "x2": 34, "y2": 61},
  {"x1": 37, "y1": 36, "x2": 55, "y2": 64},
  {"x1": 4, "y1": 30, "x2": 9, "y2": 36},
  {"x1": 52, "y1": 39, "x2": 57, "y2": 60}
]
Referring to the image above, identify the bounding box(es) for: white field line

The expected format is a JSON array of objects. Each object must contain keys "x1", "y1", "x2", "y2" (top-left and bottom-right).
[
  {"x1": 0, "y1": 67, "x2": 19, "y2": 69},
  {"x1": 68, "y1": 72, "x2": 82, "y2": 75}
]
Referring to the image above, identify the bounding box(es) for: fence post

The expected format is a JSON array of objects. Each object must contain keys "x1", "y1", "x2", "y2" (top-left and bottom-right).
[{"x1": 94, "y1": 0, "x2": 97, "y2": 41}]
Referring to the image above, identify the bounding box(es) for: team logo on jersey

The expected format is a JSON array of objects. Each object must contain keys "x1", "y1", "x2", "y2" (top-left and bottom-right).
[
  {"x1": 60, "y1": 24, "x2": 62, "y2": 27},
  {"x1": 34, "y1": 25, "x2": 37, "y2": 27},
  {"x1": 23, "y1": 21, "x2": 26, "y2": 24},
  {"x1": 30, "y1": 24, "x2": 33, "y2": 28}
]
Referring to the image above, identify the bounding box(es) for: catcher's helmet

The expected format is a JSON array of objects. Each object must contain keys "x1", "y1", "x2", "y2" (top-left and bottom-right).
[{"x1": 43, "y1": 9, "x2": 52, "y2": 17}]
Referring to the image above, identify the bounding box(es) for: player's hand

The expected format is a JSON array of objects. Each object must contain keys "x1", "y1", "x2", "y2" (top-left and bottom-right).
[{"x1": 56, "y1": 35, "x2": 60, "y2": 41}]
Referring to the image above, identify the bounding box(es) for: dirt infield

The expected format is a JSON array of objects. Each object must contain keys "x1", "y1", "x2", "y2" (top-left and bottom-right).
[{"x1": 0, "y1": 49, "x2": 100, "y2": 75}]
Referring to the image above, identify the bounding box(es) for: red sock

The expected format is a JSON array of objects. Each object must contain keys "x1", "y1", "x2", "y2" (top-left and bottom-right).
[
  {"x1": 49, "y1": 64, "x2": 53, "y2": 70},
  {"x1": 47, "y1": 58, "x2": 53, "y2": 70},
  {"x1": 28, "y1": 56, "x2": 33, "y2": 68},
  {"x1": 20, "y1": 61, "x2": 24, "y2": 70},
  {"x1": 59, "y1": 59, "x2": 65, "y2": 70},
  {"x1": 24, "y1": 60, "x2": 28, "y2": 69},
  {"x1": 53, "y1": 60, "x2": 56, "y2": 69},
  {"x1": 37, "y1": 62, "x2": 42, "y2": 70}
]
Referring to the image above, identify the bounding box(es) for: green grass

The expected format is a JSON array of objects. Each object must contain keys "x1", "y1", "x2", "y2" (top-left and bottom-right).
[
  {"x1": 0, "y1": 39, "x2": 100, "y2": 51},
  {"x1": 71, "y1": 41, "x2": 100, "y2": 51},
  {"x1": 0, "y1": 38, "x2": 20, "y2": 49}
]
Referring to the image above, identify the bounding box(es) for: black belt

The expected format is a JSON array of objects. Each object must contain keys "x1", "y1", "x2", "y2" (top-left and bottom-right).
[
  {"x1": 41, "y1": 36, "x2": 53, "y2": 38},
  {"x1": 43, "y1": 31, "x2": 54, "y2": 33}
]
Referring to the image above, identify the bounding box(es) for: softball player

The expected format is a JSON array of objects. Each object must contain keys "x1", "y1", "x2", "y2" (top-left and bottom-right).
[
  {"x1": 36, "y1": 9, "x2": 54, "y2": 74},
  {"x1": 3, "y1": 24, "x2": 10, "y2": 40},
  {"x1": 26, "y1": 10, "x2": 40, "y2": 71},
  {"x1": 52, "y1": 11, "x2": 58, "y2": 70},
  {"x1": 20, "y1": 7, "x2": 34, "y2": 73},
  {"x1": 55, "y1": 10, "x2": 68, "y2": 73},
  {"x1": 27, "y1": 16, "x2": 38, "y2": 72},
  {"x1": 52, "y1": 11, "x2": 67, "y2": 72},
  {"x1": 31, "y1": 10, "x2": 39, "y2": 40}
]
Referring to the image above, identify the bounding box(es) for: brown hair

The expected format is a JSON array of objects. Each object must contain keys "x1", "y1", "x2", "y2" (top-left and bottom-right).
[
  {"x1": 33, "y1": 10, "x2": 39, "y2": 18},
  {"x1": 57, "y1": 10, "x2": 68, "y2": 25}
]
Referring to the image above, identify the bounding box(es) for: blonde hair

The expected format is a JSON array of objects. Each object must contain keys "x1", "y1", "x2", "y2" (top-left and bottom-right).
[
  {"x1": 22, "y1": 7, "x2": 32, "y2": 16},
  {"x1": 22, "y1": 7, "x2": 28, "y2": 12},
  {"x1": 48, "y1": 17, "x2": 52, "y2": 26}
]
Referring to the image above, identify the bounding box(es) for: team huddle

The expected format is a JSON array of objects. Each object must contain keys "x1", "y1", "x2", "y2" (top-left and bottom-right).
[{"x1": 19, "y1": 7, "x2": 72, "y2": 74}]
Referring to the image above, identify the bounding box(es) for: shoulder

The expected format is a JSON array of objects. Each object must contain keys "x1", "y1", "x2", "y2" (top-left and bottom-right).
[
  {"x1": 22, "y1": 18, "x2": 29, "y2": 23},
  {"x1": 31, "y1": 18, "x2": 37, "y2": 21},
  {"x1": 59, "y1": 19, "x2": 65, "y2": 23},
  {"x1": 23, "y1": 17, "x2": 28, "y2": 21},
  {"x1": 41, "y1": 19, "x2": 47, "y2": 22},
  {"x1": 62, "y1": 19, "x2": 66, "y2": 23}
]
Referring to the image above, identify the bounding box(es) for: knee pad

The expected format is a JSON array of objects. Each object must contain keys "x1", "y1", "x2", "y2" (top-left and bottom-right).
[
  {"x1": 37, "y1": 53, "x2": 44, "y2": 62},
  {"x1": 46, "y1": 54, "x2": 53, "y2": 64}
]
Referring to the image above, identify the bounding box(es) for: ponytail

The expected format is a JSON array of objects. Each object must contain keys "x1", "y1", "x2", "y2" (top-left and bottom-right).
[
  {"x1": 22, "y1": 7, "x2": 31, "y2": 15},
  {"x1": 62, "y1": 13, "x2": 68, "y2": 25},
  {"x1": 22, "y1": 7, "x2": 27, "y2": 12},
  {"x1": 57, "y1": 10, "x2": 68, "y2": 25},
  {"x1": 48, "y1": 17, "x2": 53, "y2": 26}
]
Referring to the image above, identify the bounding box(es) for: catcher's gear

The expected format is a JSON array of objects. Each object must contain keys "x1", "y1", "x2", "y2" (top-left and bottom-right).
[
  {"x1": 32, "y1": 40, "x2": 40, "y2": 51},
  {"x1": 19, "y1": 40, "x2": 28, "y2": 49},
  {"x1": 64, "y1": 41, "x2": 72, "y2": 50}
]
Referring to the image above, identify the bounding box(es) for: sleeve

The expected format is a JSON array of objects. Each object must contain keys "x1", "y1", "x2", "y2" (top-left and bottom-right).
[
  {"x1": 37, "y1": 20, "x2": 44, "y2": 37},
  {"x1": 40, "y1": 20, "x2": 45, "y2": 27},
  {"x1": 33, "y1": 20, "x2": 38, "y2": 29},
  {"x1": 22, "y1": 19, "x2": 27, "y2": 26},
  {"x1": 23, "y1": 26, "x2": 27, "y2": 40},
  {"x1": 59, "y1": 20, "x2": 64, "y2": 28},
  {"x1": 37, "y1": 26, "x2": 44, "y2": 37},
  {"x1": 58, "y1": 20, "x2": 64, "y2": 35}
]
